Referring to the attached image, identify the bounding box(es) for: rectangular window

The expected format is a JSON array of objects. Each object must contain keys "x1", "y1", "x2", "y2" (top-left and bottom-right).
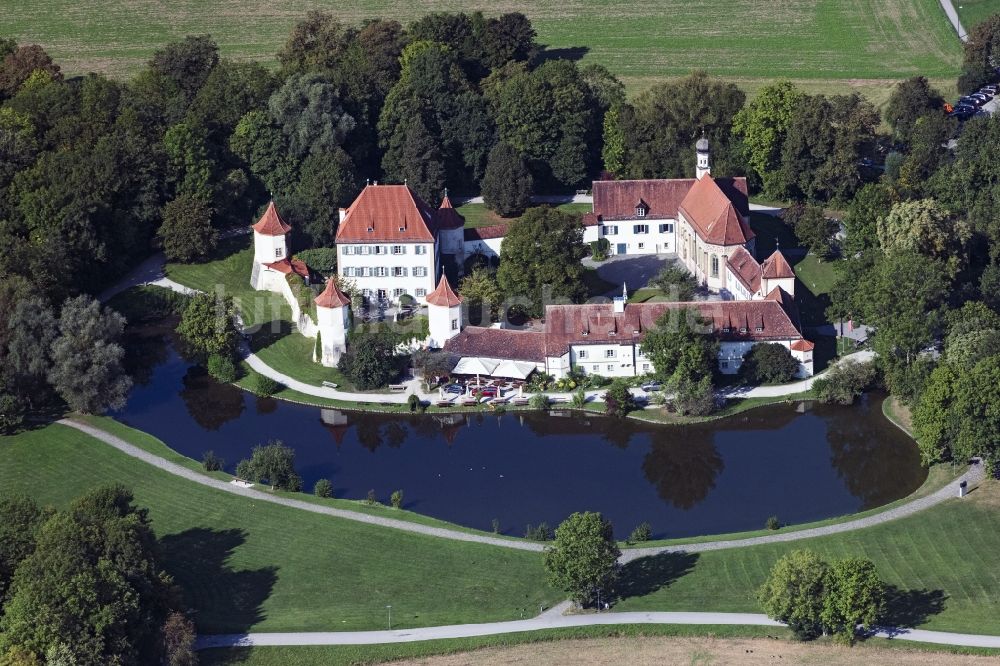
[
  {"x1": 391, "y1": 245, "x2": 405, "y2": 255},
  {"x1": 392, "y1": 267, "x2": 407, "y2": 277},
  {"x1": 638, "y1": 242, "x2": 645, "y2": 250},
  {"x1": 415, "y1": 288, "x2": 426, "y2": 297},
  {"x1": 413, "y1": 267, "x2": 428, "y2": 277},
  {"x1": 659, "y1": 223, "x2": 673, "y2": 233},
  {"x1": 578, "y1": 349, "x2": 588, "y2": 359},
  {"x1": 275, "y1": 248, "x2": 283, "y2": 258},
  {"x1": 633, "y1": 224, "x2": 649, "y2": 234},
  {"x1": 607, "y1": 364, "x2": 615, "y2": 372},
  {"x1": 415, "y1": 245, "x2": 427, "y2": 255},
  {"x1": 341, "y1": 246, "x2": 352, "y2": 255},
  {"x1": 642, "y1": 363, "x2": 650, "y2": 372},
  {"x1": 342, "y1": 267, "x2": 351, "y2": 277},
  {"x1": 393, "y1": 288, "x2": 406, "y2": 297},
  {"x1": 603, "y1": 225, "x2": 618, "y2": 235},
  {"x1": 374, "y1": 267, "x2": 387, "y2": 277},
  {"x1": 361, "y1": 246, "x2": 371, "y2": 255},
  {"x1": 605, "y1": 349, "x2": 616, "y2": 359},
  {"x1": 362, "y1": 289, "x2": 371, "y2": 297},
  {"x1": 451, "y1": 319, "x2": 459, "y2": 330},
  {"x1": 636, "y1": 207, "x2": 646, "y2": 217}
]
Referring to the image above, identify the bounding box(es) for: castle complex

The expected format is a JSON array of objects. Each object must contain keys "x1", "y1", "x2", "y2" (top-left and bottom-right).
[{"x1": 248, "y1": 139, "x2": 814, "y2": 378}]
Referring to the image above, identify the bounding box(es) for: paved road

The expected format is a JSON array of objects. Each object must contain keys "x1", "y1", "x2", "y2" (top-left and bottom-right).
[
  {"x1": 938, "y1": 0, "x2": 968, "y2": 41},
  {"x1": 194, "y1": 609, "x2": 1000, "y2": 650},
  {"x1": 61, "y1": 418, "x2": 983, "y2": 563}
]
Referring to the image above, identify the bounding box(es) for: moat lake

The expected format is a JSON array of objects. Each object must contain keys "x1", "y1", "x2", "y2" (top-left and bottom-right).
[{"x1": 117, "y1": 328, "x2": 926, "y2": 539}]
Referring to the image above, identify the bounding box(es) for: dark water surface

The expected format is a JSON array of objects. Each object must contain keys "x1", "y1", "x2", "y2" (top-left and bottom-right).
[{"x1": 117, "y1": 328, "x2": 926, "y2": 539}]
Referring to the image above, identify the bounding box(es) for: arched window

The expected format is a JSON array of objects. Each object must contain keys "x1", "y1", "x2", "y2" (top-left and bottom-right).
[{"x1": 711, "y1": 254, "x2": 719, "y2": 278}]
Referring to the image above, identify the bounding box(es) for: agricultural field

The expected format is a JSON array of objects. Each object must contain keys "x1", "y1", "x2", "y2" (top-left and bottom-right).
[
  {"x1": 957, "y1": 0, "x2": 1000, "y2": 29},
  {"x1": 4, "y1": 0, "x2": 963, "y2": 101}
]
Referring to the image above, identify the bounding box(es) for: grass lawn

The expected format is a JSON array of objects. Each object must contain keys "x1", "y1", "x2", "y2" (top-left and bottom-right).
[
  {"x1": 957, "y1": 0, "x2": 1000, "y2": 28},
  {"x1": 793, "y1": 253, "x2": 839, "y2": 297},
  {"x1": 165, "y1": 235, "x2": 292, "y2": 328},
  {"x1": 248, "y1": 319, "x2": 355, "y2": 389},
  {"x1": 615, "y1": 478, "x2": 1000, "y2": 635},
  {"x1": 4, "y1": 1, "x2": 960, "y2": 100},
  {"x1": 455, "y1": 202, "x2": 591, "y2": 229},
  {"x1": 0, "y1": 422, "x2": 559, "y2": 633}
]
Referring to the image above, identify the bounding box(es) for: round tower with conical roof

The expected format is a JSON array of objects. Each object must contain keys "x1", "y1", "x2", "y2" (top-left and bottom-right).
[
  {"x1": 251, "y1": 201, "x2": 292, "y2": 290},
  {"x1": 425, "y1": 275, "x2": 463, "y2": 349},
  {"x1": 314, "y1": 277, "x2": 351, "y2": 366}
]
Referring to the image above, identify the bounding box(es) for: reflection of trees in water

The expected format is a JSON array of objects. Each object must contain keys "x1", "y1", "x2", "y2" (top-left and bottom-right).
[
  {"x1": 642, "y1": 431, "x2": 723, "y2": 510},
  {"x1": 255, "y1": 397, "x2": 278, "y2": 415},
  {"x1": 123, "y1": 330, "x2": 171, "y2": 387},
  {"x1": 823, "y1": 395, "x2": 926, "y2": 509},
  {"x1": 179, "y1": 367, "x2": 245, "y2": 430}
]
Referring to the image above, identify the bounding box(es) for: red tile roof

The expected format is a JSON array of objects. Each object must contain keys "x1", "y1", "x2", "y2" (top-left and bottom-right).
[
  {"x1": 425, "y1": 276, "x2": 462, "y2": 307},
  {"x1": 463, "y1": 224, "x2": 508, "y2": 241},
  {"x1": 335, "y1": 184, "x2": 437, "y2": 243},
  {"x1": 761, "y1": 250, "x2": 794, "y2": 279},
  {"x1": 314, "y1": 277, "x2": 350, "y2": 309},
  {"x1": 725, "y1": 246, "x2": 762, "y2": 293},
  {"x1": 678, "y1": 175, "x2": 754, "y2": 246},
  {"x1": 543, "y1": 299, "x2": 803, "y2": 357},
  {"x1": 591, "y1": 177, "x2": 749, "y2": 222},
  {"x1": 790, "y1": 339, "x2": 815, "y2": 352},
  {"x1": 444, "y1": 327, "x2": 547, "y2": 362},
  {"x1": 264, "y1": 257, "x2": 309, "y2": 279},
  {"x1": 434, "y1": 195, "x2": 465, "y2": 230},
  {"x1": 252, "y1": 201, "x2": 292, "y2": 236}
]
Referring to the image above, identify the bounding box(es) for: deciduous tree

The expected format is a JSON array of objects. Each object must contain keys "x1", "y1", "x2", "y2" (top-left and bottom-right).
[
  {"x1": 481, "y1": 142, "x2": 532, "y2": 217},
  {"x1": 740, "y1": 343, "x2": 800, "y2": 384},
  {"x1": 176, "y1": 292, "x2": 238, "y2": 361},
  {"x1": 158, "y1": 194, "x2": 218, "y2": 263},
  {"x1": 543, "y1": 512, "x2": 620, "y2": 607},
  {"x1": 757, "y1": 550, "x2": 830, "y2": 639},
  {"x1": 236, "y1": 441, "x2": 302, "y2": 491},
  {"x1": 884, "y1": 76, "x2": 945, "y2": 143},
  {"x1": 47, "y1": 296, "x2": 132, "y2": 414},
  {"x1": 496, "y1": 207, "x2": 587, "y2": 317},
  {"x1": 732, "y1": 80, "x2": 805, "y2": 196}
]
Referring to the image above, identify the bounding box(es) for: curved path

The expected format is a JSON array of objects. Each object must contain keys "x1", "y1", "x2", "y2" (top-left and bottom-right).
[
  {"x1": 194, "y1": 609, "x2": 1000, "y2": 650},
  {"x1": 61, "y1": 418, "x2": 983, "y2": 563}
]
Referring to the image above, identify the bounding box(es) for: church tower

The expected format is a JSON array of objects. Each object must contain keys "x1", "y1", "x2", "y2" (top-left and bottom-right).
[
  {"x1": 426, "y1": 276, "x2": 463, "y2": 349},
  {"x1": 696, "y1": 135, "x2": 711, "y2": 180}
]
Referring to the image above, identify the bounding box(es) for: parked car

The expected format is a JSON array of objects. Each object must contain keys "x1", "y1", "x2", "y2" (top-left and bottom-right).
[
  {"x1": 959, "y1": 96, "x2": 984, "y2": 107},
  {"x1": 641, "y1": 382, "x2": 663, "y2": 392},
  {"x1": 982, "y1": 85, "x2": 998, "y2": 94},
  {"x1": 971, "y1": 93, "x2": 991, "y2": 103},
  {"x1": 443, "y1": 383, "x2": 464, "y2": 395},
  {"x1": 477, "y1": 386, "x2": 500, "y2": 397}
]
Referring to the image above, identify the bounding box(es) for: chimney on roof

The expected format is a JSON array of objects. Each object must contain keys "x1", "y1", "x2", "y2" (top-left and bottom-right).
[
  {"x1": 338, "y1": 208, "x2": 347, "y2": 224},
  {"x1": 613, "y1": 283, "x2": 626, "y2": 314}
]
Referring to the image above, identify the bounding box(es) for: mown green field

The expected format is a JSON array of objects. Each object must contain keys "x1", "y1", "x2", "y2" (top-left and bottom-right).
[
  {"x1": 3, "y1": 0, "x2": 962, "y2": 98},
  {"x1": 957, "y1": 0, "x2": 1000, "y2": 29},
  {"x1": 0, "y1": 423, "x2": 559, "y2": 633}
]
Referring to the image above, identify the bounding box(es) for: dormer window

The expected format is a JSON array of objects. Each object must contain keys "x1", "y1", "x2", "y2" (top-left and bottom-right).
[
  {"x1": 636, "y1": 205, "x2": 647, "y2": 217},
  {"x1": 398, "y1": 226, "x2": 405, "y2": 232},
  {"x1": 740, "y1": 327, "x2": 748, "y2": 333},
  {"x1": 722, "y1": 327, "x2": 731, "y2": 333},
  {"x1": 367, "y1": 226, "x2": 374, "y2": 233},
  {"x1": 755, "y1": 326, "x2": 764, "y2": 332}
]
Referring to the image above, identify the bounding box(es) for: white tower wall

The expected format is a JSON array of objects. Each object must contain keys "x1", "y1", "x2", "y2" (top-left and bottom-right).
[
  {"x1": 254, "y1": 230, "x2": 288, "y2": 266},
  {"x1": 315, "y1": 303, "x2": 349, "y2": 366},
  {"x1": 428, "y1": 302, "x2": 462, "y2": 349}
]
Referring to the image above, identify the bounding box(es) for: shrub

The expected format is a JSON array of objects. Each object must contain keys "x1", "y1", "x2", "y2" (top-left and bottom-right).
[
  {"x1": 627, "y1": 522, "x2": 652, "y2": 544},
  {"x1": 235, "y1": 440, "x2": 301, "y2": 491},
  {"x1": 207, "y1": 354, "x2": 237, "y2": 383},
  {"x1": 529, "y1": 393, "x2": 550, "y2": 411},
  {"x1": 407, "y1": 394, "x2": 421, "y2": 412},
  {"x1": 0, "y1": 393, "x2": 25, "y2": 435},
  {"x1": 296, "y1": 247, "x2": 337, "y2": 275},
  {"x1": 570, "y1": 388, "x2": 587, "y2": 409},
  {"x1": 314, "y1": 478, "x2": 333, "y2": 498},
  {"x1": 249, "y1": 373, "x2": 280, "y2": 397},
  {"x1": 812, "y1": 360, "x2": 877, "y2": 405},
  {"x1": 672, "y1": 375, "x2": 715, "y2": 416},
  {"x1": 286, "y1": 273, "x2": 316, "y2": 320},
  {"x1": 524, "y1": 522, "x2": 553, "y2": 541},
  {"x1": 202, "y1": 450, "x2": 224, "y2": 472},
  {"x1": 590, "y1": 238, "x2": 609, "y2": 261},
  {"x1": 766, "y1": 515, "x2": 781, "y2": 530},
  {"x1": 390, "y1": 489, "x2": 403, "y2": 509},
  {"x1": 740, "y1": 343, "x2": 800, "y2": 384},
  {"x1": 603, "y1": 379, "x2": 635, "y2": 418},
  {"x1": 365, "y1": 489, "x2": 377, "y2": 505}
]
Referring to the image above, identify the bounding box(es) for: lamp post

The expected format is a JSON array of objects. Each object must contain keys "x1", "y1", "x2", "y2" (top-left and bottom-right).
[{"x1": 386, "y1": 605, "x2": 392, "y2": 630}]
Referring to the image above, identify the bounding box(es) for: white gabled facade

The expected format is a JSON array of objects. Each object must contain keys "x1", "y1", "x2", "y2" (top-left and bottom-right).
[{"x1": 338, "y1": 241, "x2": 438, "y2": 302}]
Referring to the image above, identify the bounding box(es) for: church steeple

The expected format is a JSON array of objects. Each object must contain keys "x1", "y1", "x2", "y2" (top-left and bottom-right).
[{"x1": 696, "y1": 133, "x2": 711, "y2": 180}]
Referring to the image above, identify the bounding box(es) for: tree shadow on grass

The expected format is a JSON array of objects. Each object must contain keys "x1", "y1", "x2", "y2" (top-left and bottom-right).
[
  {"x1": 614, "y1": 551, "x2": 700, "y2": 603},
  {"x1": 159, "y1": 527, "x2": 277, "y2": 634},
  {"x1": 880, "y1": 585, "x2": 948, "y2": 632},
  {"x1": 536, "y1": 45, "x2": 590, "y2": 63},
  {"x1": 247, "y1": 319, "x2": 293, "y2": 352}
]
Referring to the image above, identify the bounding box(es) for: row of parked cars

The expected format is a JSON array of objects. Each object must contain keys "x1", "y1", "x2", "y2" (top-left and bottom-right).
[{"x1": 950, "y1": 83, "x2": 999, "y2": 121}]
